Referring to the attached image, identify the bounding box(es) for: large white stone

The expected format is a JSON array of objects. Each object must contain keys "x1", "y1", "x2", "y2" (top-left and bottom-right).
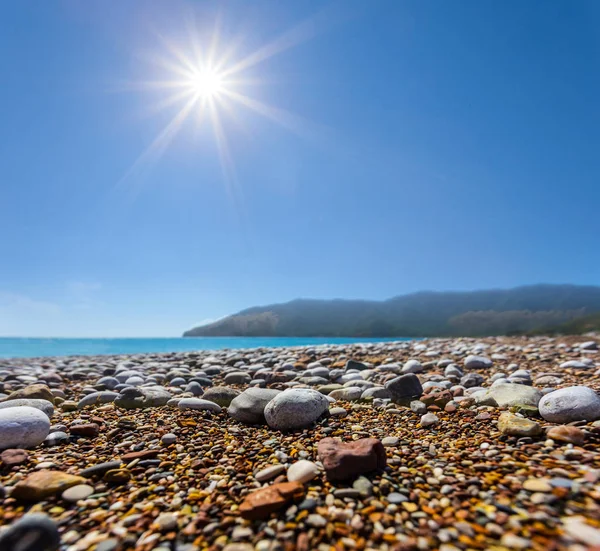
[
  {"x1": 0, "y1": 406, "x2": 50, "y2": 449},
  {"x1": 539, "y1": 386, "x2": 600, "y2": 423},
  {"x1": 0, "y1": 399, "x2": 54, "y2": 418},
  {"x1": 287, "y1": 460, "x2": 320, "y2": 484},
  {"x1": 264, "y1": 388, "x2": 329, "y2": 431}
]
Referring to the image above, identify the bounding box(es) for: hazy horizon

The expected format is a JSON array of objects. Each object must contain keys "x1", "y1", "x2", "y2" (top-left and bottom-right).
[
  {"x1": 1, "y1": 282, "x2": 598, "y2": 338},
  {"x1": 2, "y1": 0, "x2": 599, "y2": 337}
]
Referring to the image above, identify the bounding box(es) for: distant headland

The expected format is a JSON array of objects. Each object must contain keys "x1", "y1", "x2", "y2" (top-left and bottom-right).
[{"x1": 183, "y1": 284, "x2": 600, "y2": 338}]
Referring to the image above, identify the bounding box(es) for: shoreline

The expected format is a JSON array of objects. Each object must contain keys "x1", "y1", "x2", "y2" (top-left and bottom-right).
[
  {"x1": 1, "y1": 335, "x2": 599, "y2": 550},
  {"x1": 0, "y1": 336, "x2": 411, "y2": 361}
]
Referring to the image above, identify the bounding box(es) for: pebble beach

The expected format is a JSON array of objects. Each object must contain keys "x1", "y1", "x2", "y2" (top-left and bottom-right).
[{"x1": 1, "y1": 336, "x2": 600, "y2": 551}]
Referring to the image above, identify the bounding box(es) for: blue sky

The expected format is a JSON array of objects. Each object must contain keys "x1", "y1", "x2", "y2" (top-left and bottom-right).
[{"x1": 1, "y1": 0, "x2": 599, "y2": 337}]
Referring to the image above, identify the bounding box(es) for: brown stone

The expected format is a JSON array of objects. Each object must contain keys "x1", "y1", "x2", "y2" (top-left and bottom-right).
[
  {"x1": 11, "y1": 470, "x2": 86, "y2": 501},
  {"x1": 121, "y1": 449, "x2": 160, "y2": 461},
  {"x1": 70, "y1": 423, "x2": 100, "y2": 437},
  {"x1": 317, "y1": 437, "x2": 387, "y2": 482},
  {"x1": 103, "y1": 469, "x2": 131, "y2": 484},
  {"x1": 239, "y1": 481, "x2": 304, "y2": 520},
  {"x1": 0, "y1": 448, "x2": 29, "y2": 467},
  {"x1": 421, "y1": 390, "x2": 453, "y2": 408},
  {"x1": 498, "y1": 412, "x2": 542, "y2": 437},
  {"x1": 547, "y1": 425, "x2": 585, "y2": 445},
  {"x1": 1, "y1": 384, "x2": 55, "y2": 404}
]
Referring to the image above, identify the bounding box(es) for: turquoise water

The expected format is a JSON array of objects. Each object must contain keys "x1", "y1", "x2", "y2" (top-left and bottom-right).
[{"x1": 0, "y1": 337, "x2": 408, "y2": 359}]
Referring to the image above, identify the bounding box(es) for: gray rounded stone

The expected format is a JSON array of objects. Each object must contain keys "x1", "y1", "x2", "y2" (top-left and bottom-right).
[
  {"x1": 184, "y1": 382, "x2": 204, "y2": 396},
  {"x1": 202, "y1": 386, "x2": 241, "y2": 407},
  {"x1": 0, "y1": 513, "x2": 60, "y2": 551},
  {"x1": 464, "y1": 355, "x2": 493, "y2": 369},
  {"x1": 420, "y1": 413, "x2": 439, "y2": 427},
  {"x1": 161, "y1": 433, "x2": 177, "y2": 445},
  {"x1": 43, "y1": 431, "x2": 69, "y2": 447},
  {"x1": 361, "y1": 387, "x2": 391, "y2": 400},
  {"x1": 255, "y1": 464, "x2": 286, "y2": 482},
  {"x1": 539, "y1": 386, "x2": 600, "y2": 423},
  {"x1": 559, "y1": 360, "x2": 591, "y2": 369},
  {"x1": 328, "y1": 387, "x2": 362, "y2": 401},
  {"x1": 264, "y1": 388, "x2": 329, "y2": 431},
  {"x1": 96, "y1": 377, "x2": 119, "y2": 390},
  {"x1": 410, "y1": 400, "x2": 428, "y2": 414},
  {"x1": 401, "y1": 359, "x2": 423, "y2": 374},
  {"x1": 0, "y1": 406, "x2": 50, "y2": 449},
  {"x1": 177, "y1": 398, "x2": 222, "y2": 413},
  {"x1": 228, "y1": 388, "x2": 281, "y2": 424},
  {"x1": 61, "y1": 484, "x2": 94, "y2": 502},
  {"x1": 224, "y1": 372, "x2": 252, "y2": 385},
  {"x1": 77, "y1": 391, "x2": 119, "y2": 409},
  {"x1": 0, "y1": 399, "x2": 54, "y2": 418}
]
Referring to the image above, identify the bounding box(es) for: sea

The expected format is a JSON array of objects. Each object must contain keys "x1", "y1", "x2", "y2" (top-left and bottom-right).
[{"x1": 0, "y1": 337, "x2": 410, "y2": 359}]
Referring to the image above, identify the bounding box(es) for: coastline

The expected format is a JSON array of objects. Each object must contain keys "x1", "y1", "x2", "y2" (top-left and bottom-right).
[
  {"x1": 0, "y1": 336, "x2": 410, "y2": 360},
  {"x1": 0, "y1": 335, "x2": 599, "y2": 549}
]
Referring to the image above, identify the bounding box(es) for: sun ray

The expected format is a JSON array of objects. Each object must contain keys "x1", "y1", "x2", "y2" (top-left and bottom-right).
[
  {"x1": 219, "y1": 4, "x2": 344, "y2": 78},
  {"x1": 220, "y1": 88, "x2": 322, "y2": 140},
  {"x1": 208, "y1": 102, "x2": 245, "y2": 217},
  {"x1": 118, "y1": 12, "x2": 331, "y2": 199},
  {"x1": 117, "y1": 95, "x2": 198, "y2": 191}
]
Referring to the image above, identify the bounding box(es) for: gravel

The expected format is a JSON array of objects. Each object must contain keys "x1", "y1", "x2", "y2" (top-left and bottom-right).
[{"x1": 0, "y1": 335, "x2": 599, "y2": 550}]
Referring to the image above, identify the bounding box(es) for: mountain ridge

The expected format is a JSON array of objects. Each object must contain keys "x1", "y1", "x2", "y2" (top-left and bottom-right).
[{"x1": 183, "y1": 284, "x2": 600, "y2": 338}]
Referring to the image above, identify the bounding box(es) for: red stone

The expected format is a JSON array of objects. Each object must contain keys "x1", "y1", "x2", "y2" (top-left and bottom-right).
[
  {"x1": 547, "y1": 425, "x2": 585, "y2": 446},
  {"x1": 421, "y1": 390, "x2": 453, "y2": 408},
  {"x1": 121, "y1": 449, "x2": 161, "y2": 461},
  {"x1": 0, "y1": 448, "x2": 29, "y2": 467},
  {"x1": 317, "y1": 437, "x2": 387, "y2": 482},
  {"x1": 239, "y1": 481, "x2": 304, "y2": 520},
  {"x1": 70, "y1": 423, "x2": 100, "y2": 437}
]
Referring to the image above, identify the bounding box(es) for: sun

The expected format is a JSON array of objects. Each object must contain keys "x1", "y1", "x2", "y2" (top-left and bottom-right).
[
  {"x1": 188, "y1": 68, "x2": 224, "y2": 100},
  {"x1": 119, "y1": 16, "x2": 323, "y2": 197}
]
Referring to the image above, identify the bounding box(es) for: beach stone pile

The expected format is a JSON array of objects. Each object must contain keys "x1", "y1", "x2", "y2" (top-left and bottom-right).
[{"x1": 0, "y1": 334, "x2": 600, "y2": 550}]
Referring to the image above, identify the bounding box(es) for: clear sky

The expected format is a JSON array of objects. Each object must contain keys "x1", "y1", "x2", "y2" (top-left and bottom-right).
[{"x1": 1, "y1": 0, "x2": 599, "y2": 337}]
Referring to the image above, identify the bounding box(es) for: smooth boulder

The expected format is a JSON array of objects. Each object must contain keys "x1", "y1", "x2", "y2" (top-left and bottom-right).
[
  {"x1": 484, "y1": 383, "x2": 543, "y2": 408},
  {"x1": 539, "y1": 386, "x2": 600, "y2": 423},
  {"x1": 0, "y1": 406, "x2": 50, "y2": 450},
  {"x1": 264, "y1": 389, "x2": 329, "y2": 431},
  {"x1": 464, "y1": 355, "x2": 493, "y2": 369},
  {"x1": 201, "y1": 386, "x2": 240, "y2": 407},
  {"x1": 0, "y1": 399, "x2": 54, "y2": 418},
  {"x1": 228, "y1": 388, "x2": 281, "y2": 424}
]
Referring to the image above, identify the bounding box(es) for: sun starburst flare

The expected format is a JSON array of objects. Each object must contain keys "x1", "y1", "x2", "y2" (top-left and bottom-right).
[{"x1": 117, "y1": 13, "x2": 331, "y2": 200}]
